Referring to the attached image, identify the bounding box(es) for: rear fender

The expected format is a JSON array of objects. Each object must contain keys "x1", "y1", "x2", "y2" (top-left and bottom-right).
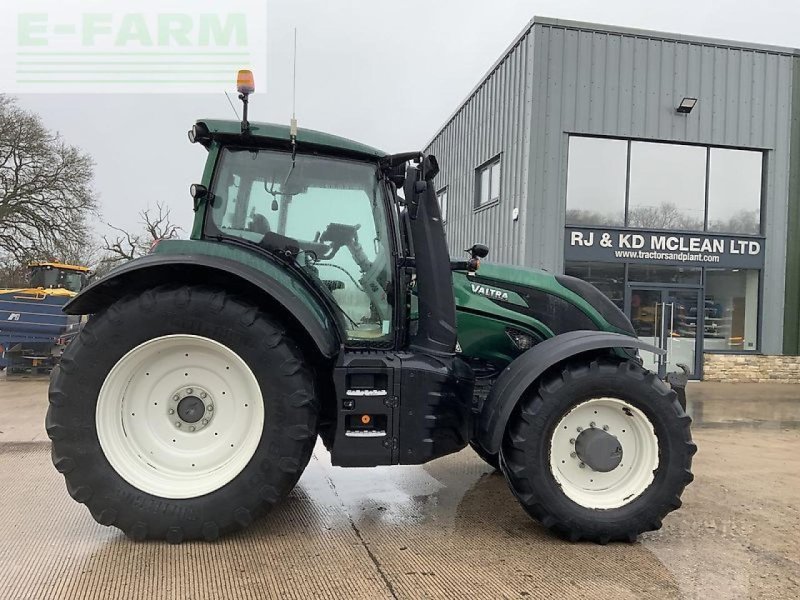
[
  {"x1": 475, "y1": 330, "x2": 664, "y2": 454},
  {"x1": 65, "y1": 253, "x2": 340, "y2": 359}
]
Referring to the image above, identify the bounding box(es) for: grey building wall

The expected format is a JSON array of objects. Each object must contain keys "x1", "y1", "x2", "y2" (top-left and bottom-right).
[
  {"x1": 426, "y1": 26, "x2": 534, "y2": 264},
  {"x1": 426, "y1": 17, "x2": 795, "y2": 355}
]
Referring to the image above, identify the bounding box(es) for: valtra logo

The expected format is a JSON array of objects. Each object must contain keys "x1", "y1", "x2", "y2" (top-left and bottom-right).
[{"x1": 471, "y1": 283, "x2": 509, "y2": 302}]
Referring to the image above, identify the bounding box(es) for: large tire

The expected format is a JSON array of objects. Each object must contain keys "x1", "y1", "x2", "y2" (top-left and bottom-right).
[
  {"x1": 46, "y1": 285, "x2": 319, "y2": 543},
  {"x1": 501, "y1": 359, "x2": 695, "y2": 544}
]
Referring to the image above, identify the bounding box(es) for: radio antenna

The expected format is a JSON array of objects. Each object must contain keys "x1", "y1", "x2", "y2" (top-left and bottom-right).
[
  {"x1": 292, "y1": 28, "x2": 298, "y2": 121},
  {"x1": 224, "y1": 90, "x2": 240, "y2": 120},
  {"x1": 290, "y1": 28, "x2": 298, "y2": 162}
]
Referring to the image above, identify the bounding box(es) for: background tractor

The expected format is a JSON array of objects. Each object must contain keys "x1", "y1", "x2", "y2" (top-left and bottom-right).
[
  {"x1": 0, "y1": 262, "x2": 88, "y2": 374},
  {"x1": 47, "y1": 73, "x2": 695, "y2": 544}
]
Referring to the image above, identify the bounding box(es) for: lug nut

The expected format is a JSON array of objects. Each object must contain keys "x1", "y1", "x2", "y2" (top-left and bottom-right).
[
  {"x1": 200, "y1": 392, "x2": 207, "y2": 399},
  {"x1": 590, "y1": 421, "x2": 596, "y2": 428},
  {"x1": 168, "y1": 409, "x2": 175, "y2": 415},
  {"x1": 603, "y1": 425, "x2": 609, "y2": 431},
  {"x1": 186, "y1": 388, "x2": 193, "y2": 395},
  {"x1": 569, "y1": 438, "x2": 576, "y2": 444},
  {"x1": 579, "y1": 462, "x2": 586, "y2": 469},
  {"x1": 175, "y1": 422, "x2": 182, "y2": 428},
  {"x1": 570, "y1": 452, "x2": 577, "y2": 458},
  {"x1": 173, "y1": 395, "x2": 180, "y2": 401},
  {"x1": 576, "y1": 426, "x2": 583, "y2": 432},
  {"x1": 207, "y1": 405, "x2": 214, "y2": 412},
  {"x1": 202, "y1": 419, "x2": 209, "y2": 425},
  {"x1": 189, "y1": 426, "x2": 195, "y2": 432}
]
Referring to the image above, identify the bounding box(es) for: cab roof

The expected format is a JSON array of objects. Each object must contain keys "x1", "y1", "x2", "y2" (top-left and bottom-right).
[
  {"x1": 196, "y1": 119, "x2": 387, "y2": 161},
  {"x1": 28, "y1": 262, "x2": 90, "y2": 272}
]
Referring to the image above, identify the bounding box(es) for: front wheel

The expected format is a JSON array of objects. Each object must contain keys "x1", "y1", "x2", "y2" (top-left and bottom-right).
[
  {"x1": 46, "y1": 285, "x2": 319, "y2": 543},
  {"x1": 501, "y1": 359, "x2": 695, "y2": 543}
]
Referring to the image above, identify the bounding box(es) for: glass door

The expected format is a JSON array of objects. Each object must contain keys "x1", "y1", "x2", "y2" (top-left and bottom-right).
[{"x1": 626, "y1": 286, "x2": 701, "y2": 378}]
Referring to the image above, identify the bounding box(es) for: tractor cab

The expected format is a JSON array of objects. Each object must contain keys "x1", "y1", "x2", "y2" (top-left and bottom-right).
[
  {"x1": 201, "y1": 144, "x2": 397, "y2": 343},
  {"x1": 28, "y1": 262, "x2": 89, "y2": 294}
]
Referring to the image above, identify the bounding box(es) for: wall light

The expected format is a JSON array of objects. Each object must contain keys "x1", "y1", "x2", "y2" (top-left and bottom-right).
[{"x1": 677, "y1": 97, "x2": 698, "y2": 114}]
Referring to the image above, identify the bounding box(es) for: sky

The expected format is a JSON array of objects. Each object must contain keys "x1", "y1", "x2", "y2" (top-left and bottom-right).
[{"x1": 12, "y1": 0, "x2": 800, "y2": 240}]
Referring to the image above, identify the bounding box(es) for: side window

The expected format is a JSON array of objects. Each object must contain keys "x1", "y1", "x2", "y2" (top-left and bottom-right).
[{"x1": 476, "y1": 157, "x2": 501, "y2": 208}]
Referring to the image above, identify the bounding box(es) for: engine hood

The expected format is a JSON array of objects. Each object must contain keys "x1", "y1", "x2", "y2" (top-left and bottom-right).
[{"x1": 453, "y1": 262, "x2": 635, "y2": 338}]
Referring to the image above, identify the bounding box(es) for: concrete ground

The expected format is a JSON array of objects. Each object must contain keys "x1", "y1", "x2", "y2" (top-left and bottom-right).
[{"x1": 0, "y1": 378, "x2": 798, "y2": 600}]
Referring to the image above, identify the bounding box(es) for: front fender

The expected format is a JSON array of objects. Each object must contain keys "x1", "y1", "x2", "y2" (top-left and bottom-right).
[
  {"x1": 475, "y1": 330, "x2": 664, "y2": 454},
  {"x1": 65, "y1": 251, "x2": 340, "y2": 359}
]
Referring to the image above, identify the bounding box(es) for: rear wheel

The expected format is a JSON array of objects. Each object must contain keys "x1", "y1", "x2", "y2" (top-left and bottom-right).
[
  {"x1": 46, "y1": 285, "x2": 319, "y2": 543},
  {"x1": 501, "y1": 359, "x2": 695, "y2": 543}
]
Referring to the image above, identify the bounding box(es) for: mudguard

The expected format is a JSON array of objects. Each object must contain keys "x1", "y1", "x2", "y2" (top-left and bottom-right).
[
  {"x1": 475, "y1": 330, "x2": 664, "y2": 454},
  {"x1": 64, "y1": 252, "x2": 340, "y2": 359}
]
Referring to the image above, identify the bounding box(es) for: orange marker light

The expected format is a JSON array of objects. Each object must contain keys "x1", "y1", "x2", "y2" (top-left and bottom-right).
[
  {"x1": 237, "y1": 70, "x2": 255, "y2": 95},
  {"x1": 360, "y1": 415, "x2": 371, "y2": 425}
]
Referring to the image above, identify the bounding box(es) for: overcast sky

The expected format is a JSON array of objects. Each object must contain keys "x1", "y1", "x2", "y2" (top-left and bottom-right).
[{"x1": 13, "y1": 0, "x2": 800, "y2": 239}]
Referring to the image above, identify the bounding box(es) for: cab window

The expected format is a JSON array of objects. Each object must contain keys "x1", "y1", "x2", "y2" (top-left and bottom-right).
[{"x1": 207, "y1": 147, "x2": 394, "y2": 342}]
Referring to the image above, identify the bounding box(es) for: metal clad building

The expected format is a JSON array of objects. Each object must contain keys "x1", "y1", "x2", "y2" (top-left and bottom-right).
[{"x1": 426, "y1": 17, "x2": 800, "y2": 378}]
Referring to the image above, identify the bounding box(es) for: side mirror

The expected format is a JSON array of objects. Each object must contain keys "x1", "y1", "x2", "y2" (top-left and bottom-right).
[
  {"x1": 402, "y1": 155, "x2": 439, "y2": 220},
  {"x1": 386, "y1": 163, "x2": 407, "y2": 187},
  {"x1": 403, "y1": 165, "x2": 422, "y2": 219},
  {"x1": 422, "y1": 154, "x2": 439, "y2": 181}
]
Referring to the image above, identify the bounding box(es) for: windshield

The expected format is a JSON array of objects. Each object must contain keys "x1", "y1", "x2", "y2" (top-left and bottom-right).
[
  {"x1": 30, "y1": 267, "x2": 84, "y2": 292},
  {"x1": 207, "y1": 147, "x2": 394, "y2": 343}
]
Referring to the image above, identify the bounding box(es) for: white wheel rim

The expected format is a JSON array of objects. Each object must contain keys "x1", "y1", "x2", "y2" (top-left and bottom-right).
[
  {"x1": 96, "y1": 334, "x2": 264, "y2": 499},
  {"x1": 549, "y1": 398, "x2": 659, "y2": 509}
]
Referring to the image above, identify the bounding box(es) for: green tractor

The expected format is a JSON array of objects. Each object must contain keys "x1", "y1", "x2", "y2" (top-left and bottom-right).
[{"x1": 47, "y1": 75, "x2": 695, "y2": 544}]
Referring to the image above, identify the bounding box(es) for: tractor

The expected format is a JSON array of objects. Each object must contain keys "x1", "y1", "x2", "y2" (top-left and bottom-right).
[
  {"x1": 0, "y1": 262, "x2": 88, "y2": 374},
  {"x1": 47, "y1": 71, "x2": 695, "y2": 544}
]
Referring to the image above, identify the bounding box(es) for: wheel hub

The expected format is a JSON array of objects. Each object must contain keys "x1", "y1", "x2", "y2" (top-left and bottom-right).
[
  {"x1": 177, "y1": 396, "x2": 205, "y2": 423},
  {"x1": 170, "y1": 386, "x2": 214, "y2": 431},
  {"x1": 574, "y1": 427, "x2": 623, "y2": 472}
]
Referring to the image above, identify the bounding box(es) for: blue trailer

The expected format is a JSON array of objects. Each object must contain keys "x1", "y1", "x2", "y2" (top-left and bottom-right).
[{"x1": 0, "y1": 263, "x2": 88, "y2": 374}]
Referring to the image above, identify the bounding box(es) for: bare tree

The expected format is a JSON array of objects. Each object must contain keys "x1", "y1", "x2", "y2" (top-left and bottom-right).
[
  {"x1": 100, "y1": 202, "x2": 181, "y2": 271},
  {"x1": 0, "y1": 96, "x2": 98, "y2": 262},
  {"x1": 708, "y1": 210, "x2": 760, "y2": 235},
  {"x1": 628, "y1": 202, "x2": 703, "y2": 231}
]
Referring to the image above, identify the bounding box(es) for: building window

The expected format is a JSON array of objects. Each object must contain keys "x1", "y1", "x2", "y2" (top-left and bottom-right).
[
  {"x1": 437, "y1": 187, "x2": 448, "y2": 222},
  {"x1": 704, "y1": 269, "x2": 759, "y2": 352},
  {"x1": 564, "y1": 261, "x2": 625, "y2": 309},
  {"x1": 476, "y1": 157, "x2": 501, "y2": 207},
  {"x1": 627, "y1": 142, "x2": 706, "y2": 231},
  {"x1": 706, "y1": 148, "x2": 762, "y2": 235},
  {"x1": 566, "y1": 137, "x2": 627, "y2": 226},
  {"x1": 565, "y1": 136, "x2": 764, "y2": 234}
]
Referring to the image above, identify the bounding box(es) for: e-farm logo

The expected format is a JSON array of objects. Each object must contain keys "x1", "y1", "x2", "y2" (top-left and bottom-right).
[{"x1": 1, "y1": 0, "x2": 267, "y2": 93}]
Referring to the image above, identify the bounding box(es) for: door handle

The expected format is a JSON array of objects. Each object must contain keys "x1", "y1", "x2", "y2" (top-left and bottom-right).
[
  {"x1": 667, "y1": 302, "x2": 675, "y2": 362},
  {"x1": 653, "y1": 302, "x2": 660, "y2": 365}
]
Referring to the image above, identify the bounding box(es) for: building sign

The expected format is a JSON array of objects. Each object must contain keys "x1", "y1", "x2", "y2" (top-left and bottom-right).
[{"x1": 565, "y1": 227, "x2": 765, "y2": 269}]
